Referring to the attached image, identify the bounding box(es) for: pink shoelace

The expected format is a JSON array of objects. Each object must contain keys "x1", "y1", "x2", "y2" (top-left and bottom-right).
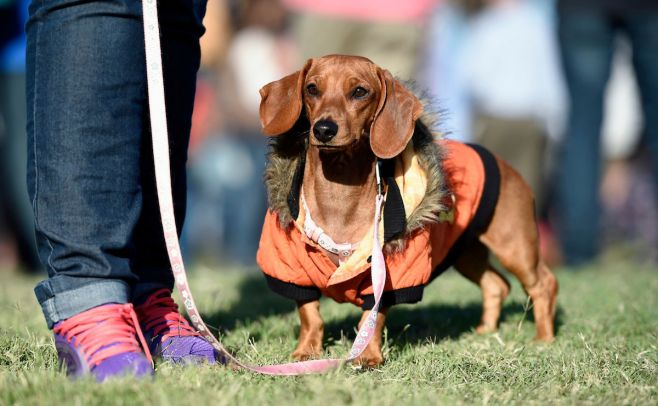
[
  {"x1": 135, "y1": 289, "x2": 199, "y2": 340},
  {"x1": 53, "y1": 303, "x2": 153, "y2": 367}
]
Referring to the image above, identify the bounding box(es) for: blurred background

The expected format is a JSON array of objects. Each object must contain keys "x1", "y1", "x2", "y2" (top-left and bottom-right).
[{"x1": 1, "y1": 0, "x2": 657, "y2": 274}]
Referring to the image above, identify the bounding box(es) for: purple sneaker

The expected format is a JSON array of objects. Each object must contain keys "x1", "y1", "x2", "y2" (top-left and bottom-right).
[
  {"x1": 136, "y1": 289, "x2": 220, "y2": 364},
  {"x1": 53, "y1": 303, "x2": 154, "y2": 382}
]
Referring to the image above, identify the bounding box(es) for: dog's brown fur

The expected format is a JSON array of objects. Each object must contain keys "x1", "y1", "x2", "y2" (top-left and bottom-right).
[{"x1": 259, "y1": 55, "x2": 558, "y2": 367}]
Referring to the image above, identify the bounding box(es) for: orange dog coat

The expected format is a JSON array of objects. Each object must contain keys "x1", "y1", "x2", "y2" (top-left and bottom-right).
[{"x1": 257, "y1": 139, "x2": 500, "y2": 309}]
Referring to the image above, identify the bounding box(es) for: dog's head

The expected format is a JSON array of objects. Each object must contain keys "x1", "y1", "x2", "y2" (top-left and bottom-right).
[{"x1": 259, "y1": 55, "x2": 424, "y2": 159}]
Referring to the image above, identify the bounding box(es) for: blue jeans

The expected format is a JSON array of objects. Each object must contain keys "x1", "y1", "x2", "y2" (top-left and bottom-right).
[
  {"x1": 26, "y1": 0, "x2": 207, "y2": 328},
  {"x1": 556, "y1": 9, "x2": 658, "y2": 265}
]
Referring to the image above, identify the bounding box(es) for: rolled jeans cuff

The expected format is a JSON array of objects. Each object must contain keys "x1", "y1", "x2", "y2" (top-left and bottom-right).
[{"x1": 35, "y1": 279, "x2": 130, "y2": 329}]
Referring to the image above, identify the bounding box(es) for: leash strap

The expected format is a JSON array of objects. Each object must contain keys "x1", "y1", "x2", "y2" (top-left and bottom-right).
[{"x1": 142, "y1": 0, "x2": 386, "y2": 375}]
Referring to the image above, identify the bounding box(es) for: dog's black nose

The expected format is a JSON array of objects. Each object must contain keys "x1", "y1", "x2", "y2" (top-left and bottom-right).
[{"x1": 313, "y1": 120, "x2": 338, "y2": 143}]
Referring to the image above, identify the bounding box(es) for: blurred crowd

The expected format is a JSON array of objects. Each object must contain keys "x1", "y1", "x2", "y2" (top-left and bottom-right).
[{"x1": 1, "y1": 0, "x2": 657, "y2": 273}]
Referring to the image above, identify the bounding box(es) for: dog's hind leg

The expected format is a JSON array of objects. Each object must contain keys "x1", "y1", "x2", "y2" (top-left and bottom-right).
[
  {"x1": 292, "y1": 299, "x2": 324, "y2": 361},
  {"x1": 479, "y1": 158, "x2": 558, "y2": 342},
  {"x1": 455, "y1": 241, "x2": 511, "y2": 334}
]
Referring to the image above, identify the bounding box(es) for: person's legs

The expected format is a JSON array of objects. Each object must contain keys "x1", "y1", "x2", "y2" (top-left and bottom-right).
[
  {"x1": 27, "y1": 0, "x2": 148, "y2": 328},
  {"x1": 25, "y1": 0, "x2": 164, "y2": 379},
  {"x1": 290, "y1": 13, "x2": 421, "y2": 81},
  {"x1": 473, "y1": 114, "x2": 547, "y2": 211},
  {"x1": 349, "y1": 20, "x2": 422, "y2": 81},
  {"x1": 27, "y1": 0, "x2": 214, "y2": 375},
  {"x1": 623, "y1": 11, "x2": 658, "y2": 206},
  {"x1": 290, "y1": 13, "x2": 352, "y2": 63},
  {"x1": 556, "y1": 10, "x2": 615, "y2": 265},
  {"x1": 219, "y1": 131, "x2": 267, "y2": 266}
]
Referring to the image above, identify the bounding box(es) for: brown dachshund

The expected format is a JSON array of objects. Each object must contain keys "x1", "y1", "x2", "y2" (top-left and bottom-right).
[{"x1": 256, "y1": 55, "x2": 558, "y2": 367}]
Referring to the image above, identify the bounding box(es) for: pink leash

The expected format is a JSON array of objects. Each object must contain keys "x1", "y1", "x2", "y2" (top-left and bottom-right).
[{"x1": 142, "y1": 0, "x2": 387, "y2": 375}]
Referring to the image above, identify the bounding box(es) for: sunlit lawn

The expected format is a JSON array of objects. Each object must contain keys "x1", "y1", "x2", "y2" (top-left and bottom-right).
[{"x1": 1, "y1": 260, "x2": 656, "y2": 405}]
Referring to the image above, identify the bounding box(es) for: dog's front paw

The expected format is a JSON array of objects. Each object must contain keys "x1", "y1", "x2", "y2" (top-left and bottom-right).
[
  {"x1": 291, "y1": 344, "x2": 323, "y2": 361},
  {"x1": 533, "y1": 332, "x2": 555, "y2": 343},
  {"x1": 475, "y1": 323, "x2": 498, "y2": 334},
  {"x1": 353, "y1": 349, "x2": 384, "y2": 368}
]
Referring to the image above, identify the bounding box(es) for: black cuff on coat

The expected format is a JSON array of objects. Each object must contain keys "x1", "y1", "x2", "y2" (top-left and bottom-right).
[
  {"x1": 360, "y1": 286, "x2": 425, "y2": 310},
  {"x1": 264, "y1": 274, "x2": 322, "y2": 302}
]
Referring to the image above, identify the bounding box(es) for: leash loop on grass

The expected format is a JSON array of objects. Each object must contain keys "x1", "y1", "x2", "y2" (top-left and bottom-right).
[{"x1": 142, "y1": 0, "x2": 387, "y2": 374}]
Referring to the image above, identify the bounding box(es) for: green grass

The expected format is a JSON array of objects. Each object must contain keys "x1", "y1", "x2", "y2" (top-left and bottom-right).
[{"x1": 1, "y1": 262, "x2": 657, "y2": 405}]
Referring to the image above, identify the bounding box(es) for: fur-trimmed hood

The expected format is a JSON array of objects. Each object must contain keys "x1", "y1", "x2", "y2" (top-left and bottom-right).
[{"x1": 263, "y1": 117, "x2": 448, "y2": 252}]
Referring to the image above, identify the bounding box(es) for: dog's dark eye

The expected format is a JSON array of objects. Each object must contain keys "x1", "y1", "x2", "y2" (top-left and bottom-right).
[
  {"x1": 306, "y1": 84, "x2": 319, "y2": 96},
  {"x1": 352, "y1": 86, "x2": 369, "y2": 99}
]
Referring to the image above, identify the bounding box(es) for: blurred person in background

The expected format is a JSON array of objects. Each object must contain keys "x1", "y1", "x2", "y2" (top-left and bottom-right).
[
  {"x1": 599, "y1": 38, "x2": 658, "y2": 262},
  {"x1": 182, "y1": 0, "x2": 231, "y2": 265},
  {"x1": 283, "y1": 0, "x2": 437, "y2": 81},
  {"x1": 556, "y1": 0, "x2": 658, "y2": 266},
  {"x1": 185, "y1": 0, "x2": 297, "y2": 267},
  {"x1": 419, "y1": 0, "x2": 473, "y2": 142},
  {"x1": 420, "y1": 0, "x2": 566, "y2": 266},
  {"x1": 0, "y1": 0, "x2": 40, "y2": 273},
  {"x1": 460, "y1": 0, "x2": 565, "y2": 228}
]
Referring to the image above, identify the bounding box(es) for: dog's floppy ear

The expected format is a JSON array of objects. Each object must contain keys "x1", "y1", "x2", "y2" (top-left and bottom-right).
[
  {"x1": 259, "y1": 59, "x2": 313, "y2": 136},
  {"x1": 370, "y1": 69, "x2": 424, "y2": 159}
]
